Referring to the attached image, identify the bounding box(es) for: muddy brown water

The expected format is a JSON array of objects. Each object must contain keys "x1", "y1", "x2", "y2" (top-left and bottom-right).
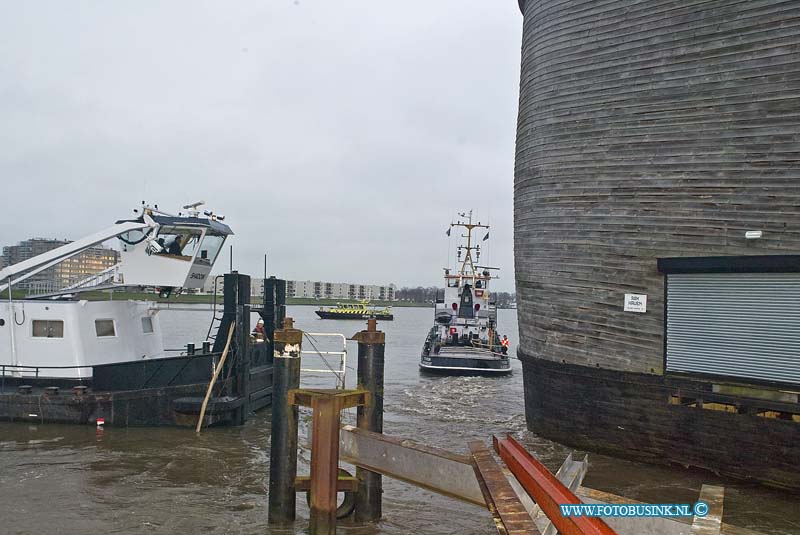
[{"x1": 0, "y1": 306, "x2": 797, "y2": 534}]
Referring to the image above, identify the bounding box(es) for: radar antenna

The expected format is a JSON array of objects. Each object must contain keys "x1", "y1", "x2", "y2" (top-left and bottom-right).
[{"x1": 450, "y1": 210, "x2": 490, "y2": 279}]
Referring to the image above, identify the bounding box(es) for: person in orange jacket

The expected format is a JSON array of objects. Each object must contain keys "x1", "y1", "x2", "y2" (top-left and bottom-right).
[{"x1": 500, "y1": 335, "x2": 510, "y2": 355}]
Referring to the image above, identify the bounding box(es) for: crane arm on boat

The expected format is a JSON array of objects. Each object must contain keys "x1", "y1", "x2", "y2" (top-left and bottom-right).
[{"x1": 0, "y1": 219, "x2": 153, "y2": 293}]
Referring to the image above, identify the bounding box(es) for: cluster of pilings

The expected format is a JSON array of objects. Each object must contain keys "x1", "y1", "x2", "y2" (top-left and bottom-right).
[{"x1": 268, "y1": 317, "x2": 386, "y2": 534}]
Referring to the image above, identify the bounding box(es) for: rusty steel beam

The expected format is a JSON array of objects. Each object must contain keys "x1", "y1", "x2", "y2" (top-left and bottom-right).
[
  {"x1": 309, "y1": 395, "x2": 341, "y2": 535},
  {"x1": 470, "y1": 441, "x2": 541, "y2": 535},
  {"x1": 501, "y1": 452, "x2": 589, "y2": 535},
  {"x1": 289, "y1": 388, "x2": 369, "y2": 410},
  {"x1": 289, "y1": 389, "x2": 368, "y2": 535},
  {"x1": 339, "y1": 425, "x2": 486, "y2": 506},
  {"x1": 494, "y1": 435, "x2": 618, "y2": 535},
  {"x1": 294, "y1": 476, "x2": 358, "y2": 493}
]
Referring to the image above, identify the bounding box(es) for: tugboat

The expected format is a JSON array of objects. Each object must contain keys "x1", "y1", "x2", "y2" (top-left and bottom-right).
[
  {"x1": 420, "y1": 211, "x2": 511, "y2": 375},
  {"x1": 315, "y1": 301, "x2": 393, "y2": 320}
]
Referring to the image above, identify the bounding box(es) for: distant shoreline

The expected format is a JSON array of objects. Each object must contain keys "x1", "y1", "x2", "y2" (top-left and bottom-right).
[
  {"x1": 1, "y1": 290, "x2": 430, "y2": 308},
  {"x1": 2, "y1": 290, "x2": 516, "y2": 309}
]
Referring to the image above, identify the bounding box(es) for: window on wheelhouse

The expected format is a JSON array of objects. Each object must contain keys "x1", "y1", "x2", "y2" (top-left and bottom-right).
[
  {"x1": 95, "y1": 319, "x2": 116, "y2": 337},
  {"x1": 32, "y1": 320, "x2": 64, "y2": 338},
  {"x1": 118, "y1": 229, "x2": 150, "y2": 252},
  {"x1": 194, "y1": 232, "x2": 226, "y2": 267},
  {"x1": 155, "y1": 226, "x2": 205, "y2": 259},
  {"x1": 141, "y1": 317, "x2": 154, "y2": 334}
]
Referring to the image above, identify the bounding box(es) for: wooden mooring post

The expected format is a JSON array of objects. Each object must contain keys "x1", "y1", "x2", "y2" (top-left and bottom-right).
[
  {"x1": 267, "y1": 317, "x2": 302, "y2": 526},
  {"x1": 234, "y1": 302, "x2": 250, "y2": 425},
  {"x1": 352, "y1": 318, "x2": 386, "y2": 523}
]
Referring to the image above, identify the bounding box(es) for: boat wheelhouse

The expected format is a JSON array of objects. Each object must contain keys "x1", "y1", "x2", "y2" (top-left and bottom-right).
[
  {"x1": 0, "y1": 202, "x2": 231, "y2": 381},
  {"x1": 420, "y1": 211, "x2": 511, "y2": 375}
]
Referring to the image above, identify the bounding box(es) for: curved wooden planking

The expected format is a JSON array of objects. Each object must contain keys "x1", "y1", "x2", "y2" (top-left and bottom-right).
[{"x1": 513, "y1": 0, "x2": 800, "y2": 374}]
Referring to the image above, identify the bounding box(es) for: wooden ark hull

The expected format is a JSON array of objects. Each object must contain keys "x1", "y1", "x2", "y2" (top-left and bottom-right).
[
  {"x1": 512, "y1": 0, "x2": 800, "y2": 492},
  {"x1": 520, "y1": 352, "x2": 800, "y2": 491}
]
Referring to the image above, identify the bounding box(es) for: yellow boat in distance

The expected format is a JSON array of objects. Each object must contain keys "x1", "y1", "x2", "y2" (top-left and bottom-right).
[{"x1": 315, "y1": 301, "x2": 394, "y2": 320}]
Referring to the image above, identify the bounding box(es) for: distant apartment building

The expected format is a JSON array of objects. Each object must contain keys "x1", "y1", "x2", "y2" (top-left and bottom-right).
[
  {"x1": 203, "y1": 277, "x2": 396, "y2": 301},
  {"x1": 287, "y1": 280, "x2": 396, "y2": 301},
  {"x1": 1, "y1": 238, "x2": 119, "y2": 292}
]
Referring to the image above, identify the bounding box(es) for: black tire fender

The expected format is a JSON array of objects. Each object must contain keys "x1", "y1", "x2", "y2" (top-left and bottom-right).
[{"x1": 304, "y1": 468, "x2": 356, "y2": 519}]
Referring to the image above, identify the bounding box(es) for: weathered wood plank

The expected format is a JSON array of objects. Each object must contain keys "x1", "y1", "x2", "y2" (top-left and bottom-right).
[
  {"x1": 691, "y1": 485, "x2": 725, "y2": 535},
  {"x1": 469, "y1": 441, "x2": 540, "y2": 535}
]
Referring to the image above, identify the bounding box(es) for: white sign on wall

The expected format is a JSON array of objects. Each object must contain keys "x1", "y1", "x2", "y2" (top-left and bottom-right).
[{"x1": 624, "y1": 293, "x2": 647, "y2": 313}]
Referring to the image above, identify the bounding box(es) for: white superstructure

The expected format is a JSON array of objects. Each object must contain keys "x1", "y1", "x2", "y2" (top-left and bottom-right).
[
  {"x1": 0, "y1": 300, "x2": 163, "y2": 379},
  {"x1": 0, "y1": 202, "x2": 232, "y2": 379}
]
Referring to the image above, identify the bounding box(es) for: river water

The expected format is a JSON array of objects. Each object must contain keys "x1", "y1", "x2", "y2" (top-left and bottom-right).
[{"x1": 0, "y1": 305, "x2": 797, "y2": 534}]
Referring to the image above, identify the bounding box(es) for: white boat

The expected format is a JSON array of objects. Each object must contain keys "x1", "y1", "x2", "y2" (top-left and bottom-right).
[
  {"x1": 419, "y1": 211, "x2": 511, "y2": 375},
  {"x1": 0, "y1": 202, "x2": 231, "y2": 381}
]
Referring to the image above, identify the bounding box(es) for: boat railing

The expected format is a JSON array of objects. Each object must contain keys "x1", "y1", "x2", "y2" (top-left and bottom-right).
[
  {"x1": 0, "y1": 363, "x2": 95, "y2": 393},
  {"x1": 470, "y1": 339, "x2": 503, "y2": 352},
  {"x1": 301, "y1": 332, "x2": 347, "y2": 389},
  {"x1": 0, "y1": 350, "x2": 225, "y2": 393},
  {"x1": 0, "y1": 363, "x2": 94, "y2": 379}
]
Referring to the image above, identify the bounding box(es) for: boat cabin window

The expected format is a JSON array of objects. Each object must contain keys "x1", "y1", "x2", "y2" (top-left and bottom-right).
[
  {"x1": 155, "y1": 227, "x2": 204, "y2": 259},
  {"x1": 195, "y1": 232, "x2": 226, "y2": 266},
  {"x1": 32, "y1": 320, "x2": 64, "y2": 338},
  {"x1": 95, "y1": 319, "x2": 116, "y2": 338},
  {"x1": 141, "y1": 317, "x2": 154, "y2": 334},
  {"x1": 119, "y1": 229, "x2": 150, "y2": 252}
]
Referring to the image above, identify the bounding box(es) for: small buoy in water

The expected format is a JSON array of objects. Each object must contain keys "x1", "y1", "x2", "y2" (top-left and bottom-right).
[{"x1": 96, "y1": 418, "x2": 105, "y2": 427}]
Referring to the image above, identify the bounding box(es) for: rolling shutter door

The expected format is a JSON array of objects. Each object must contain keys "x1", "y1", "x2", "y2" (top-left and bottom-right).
[{"x1": 666, "y1": 272, "x2": 800, "y2": 385}]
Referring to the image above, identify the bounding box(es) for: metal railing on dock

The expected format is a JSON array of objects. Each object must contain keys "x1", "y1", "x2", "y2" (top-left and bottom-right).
[{"x1": 301, "y1": 332, "x2": 347, "y2": 389}]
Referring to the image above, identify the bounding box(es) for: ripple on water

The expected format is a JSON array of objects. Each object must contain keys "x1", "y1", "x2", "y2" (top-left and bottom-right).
[{"x1": 0, "y1": 307, "x2": 796, "y2": 534}]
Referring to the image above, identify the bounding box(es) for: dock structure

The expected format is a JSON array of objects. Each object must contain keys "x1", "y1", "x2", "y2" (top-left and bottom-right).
[{"x1": 265, "y1": 320, "x2": 758, "y2": 535}]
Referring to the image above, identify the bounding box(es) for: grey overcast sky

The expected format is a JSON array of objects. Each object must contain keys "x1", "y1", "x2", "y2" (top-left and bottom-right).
[{"x1": 0, "y1": 1, "x2": 523, "y2": 292}]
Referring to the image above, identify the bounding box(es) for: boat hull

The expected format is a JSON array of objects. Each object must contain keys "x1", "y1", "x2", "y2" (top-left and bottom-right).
[
  {"x1": 315, "y1": 311, "x2": 393, "y2": 321},
  {"x1": 1, "y1": 299, "x2": 165, "y2": 380},
  {"x1": 420, "y1": 348, "x2": 512, "y2": 376},
  {"x1": 520, "y1": 350, "x2": 800, "y2": 491}
]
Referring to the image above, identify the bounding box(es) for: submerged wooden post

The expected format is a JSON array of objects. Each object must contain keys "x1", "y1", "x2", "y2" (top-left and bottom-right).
[
  {"x1": 267, "y1": 317, "x2": 302, "y2": 525},
  {"x1": 352, "y1": 318, "x2": 386, "y2": 523},
  {"x1": 692, "y1": 485, "x2": 724, "y2": 535},
  {"x1": 262, "y1": 277, "x2": 287, "y2": 361},
  {"x1": 234, "y1": 302, "x2": 251, "y2": 425},
  {"x1": 212, "y1": 271, "x2": 250, "y2": 354}
]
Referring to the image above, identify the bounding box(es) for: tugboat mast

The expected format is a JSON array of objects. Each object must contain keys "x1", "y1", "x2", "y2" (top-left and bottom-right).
[{"x1": 450, "y1": 210, "x2": 489, "y2": 280}]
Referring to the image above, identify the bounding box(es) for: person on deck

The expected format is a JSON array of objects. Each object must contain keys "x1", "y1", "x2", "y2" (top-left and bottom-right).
[
  {"x1": 500, "y1": 335, "x2": 510, "y2": 355},
  {"x1": 167, "y1": 235, "x2": 183, "y2": 255}
]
